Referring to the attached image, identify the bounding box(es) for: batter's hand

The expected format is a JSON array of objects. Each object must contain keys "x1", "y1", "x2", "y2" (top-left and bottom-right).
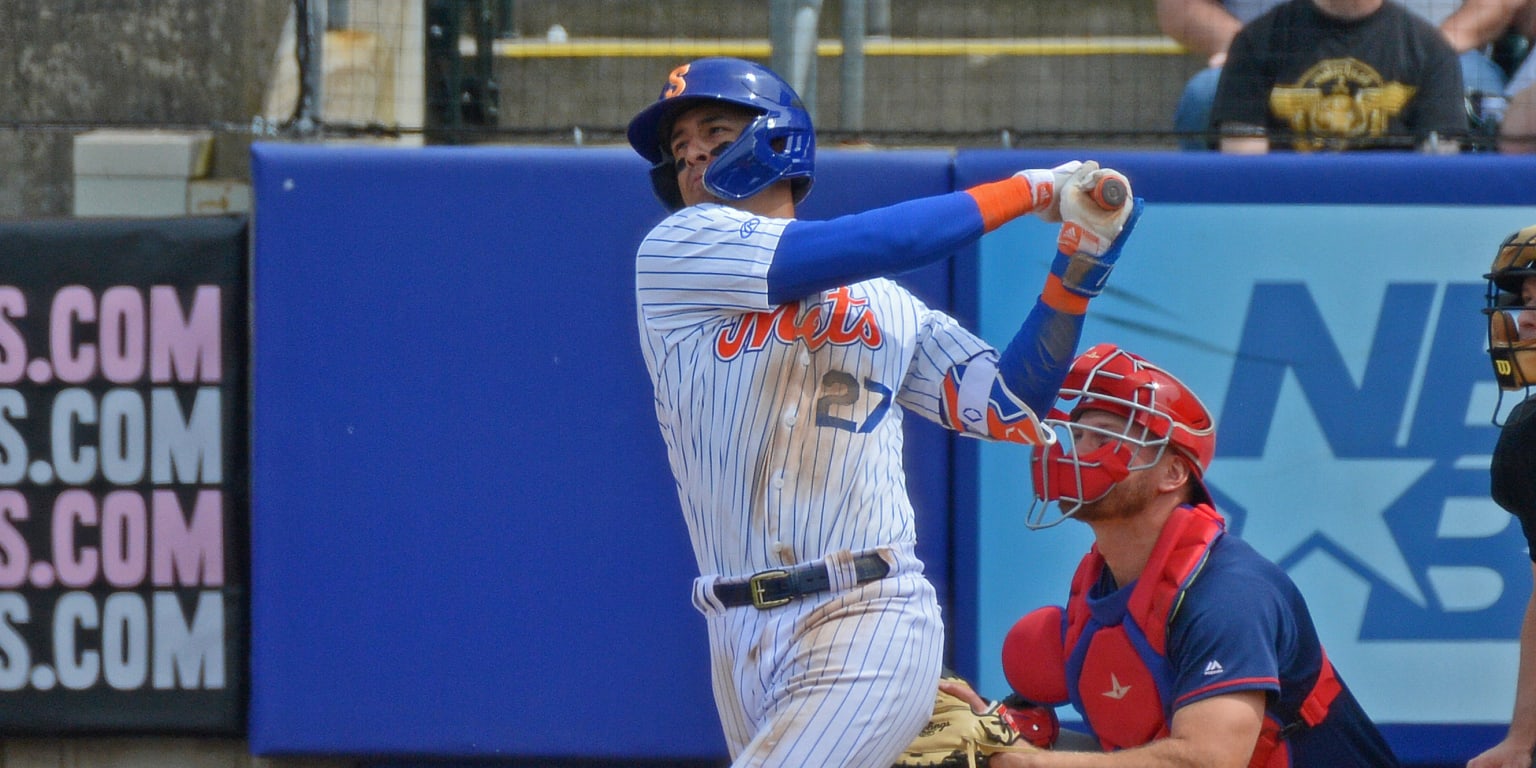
[
  {"x1": 1014, "y1": 161, "x2": 1084, "y2": 223},
  {"x1": 1050, "y1": 195, "x2": 1144, "y2": 299},
  {"x1": 1057, "y1": 164, "x2": 1134, "y2": 257}
]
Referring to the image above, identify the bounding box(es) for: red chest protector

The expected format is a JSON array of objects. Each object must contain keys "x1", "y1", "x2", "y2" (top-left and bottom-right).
[
  {"x1": 1058, "y1": 504, "x2": 1223, "y2": 751},
  {"x1": 1054, "y1": 504, "x2": 1341, "y2": 765}
]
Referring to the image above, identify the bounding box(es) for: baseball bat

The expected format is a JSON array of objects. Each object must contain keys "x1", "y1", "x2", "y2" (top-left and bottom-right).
[{"x1": 1091, "y1": 177, "x2": 1128, "y2": 210}]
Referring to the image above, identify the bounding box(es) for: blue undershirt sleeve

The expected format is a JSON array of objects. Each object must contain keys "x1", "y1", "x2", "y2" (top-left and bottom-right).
[
  {"x1": 766, "y1": 192, "x2": 984, "y2": 304},
  {"x1": 998, "y1": 301, "x2": 1084, "y2": 417}
]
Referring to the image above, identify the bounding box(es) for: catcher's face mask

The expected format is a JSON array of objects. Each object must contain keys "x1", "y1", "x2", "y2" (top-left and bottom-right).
[
  {"x1": 1484, "y1": 224, "x2": 1536, "y2": 422},
  {"x1": 1027, "y1": 344, "x2": 1215, "y2": 529}
]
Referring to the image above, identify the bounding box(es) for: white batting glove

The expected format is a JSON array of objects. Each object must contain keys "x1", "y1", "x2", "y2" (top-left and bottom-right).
[
  {"x1": 1014, "y1": 160, "x2": 1084, "y2": 223},
  {"x1": 1050, "y1": 165, "x2": 1141, "y2": 299},
  {"x1": 1056, "y1": 164, "x2": 1134, "y2": 257}
]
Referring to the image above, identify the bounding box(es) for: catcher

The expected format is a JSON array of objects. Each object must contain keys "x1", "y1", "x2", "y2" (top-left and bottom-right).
[
  {"x1": 967, "y1": 345, "x2": 1399, "y2": 767},
  {"x1": 894, "y1": 670, "x2": 1059, "y2": 768}
]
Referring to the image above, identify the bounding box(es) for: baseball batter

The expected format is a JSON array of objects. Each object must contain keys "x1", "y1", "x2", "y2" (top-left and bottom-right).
[{"x1": 626, "y1": 57, "x2": 1141, "y2": 767}]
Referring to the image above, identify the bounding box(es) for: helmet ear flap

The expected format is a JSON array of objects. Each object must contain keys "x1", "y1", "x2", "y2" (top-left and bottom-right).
[{"x1": 704, "y1": 112, "x2": 816, "y2": 202}]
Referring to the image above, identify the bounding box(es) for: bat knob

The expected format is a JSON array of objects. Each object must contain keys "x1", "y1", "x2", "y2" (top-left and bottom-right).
[{"x1": 1092, "y1": 177, "x2": 1128, "y2": 211}]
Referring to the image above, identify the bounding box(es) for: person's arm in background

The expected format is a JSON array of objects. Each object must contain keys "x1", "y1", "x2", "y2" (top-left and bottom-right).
[
  {"x1": 1415, "y1": 22, "x2": 1475, "y2": 152},
  {"x1": 1440, "y1": 0, "x2": 1529, "y2": 53},
  {"x1": 1157, "y1": 0, "x2": 1245, "y2": 66},
  {"x1": 1468, "y1": 561, "x2": 1536, "y2": 768}
]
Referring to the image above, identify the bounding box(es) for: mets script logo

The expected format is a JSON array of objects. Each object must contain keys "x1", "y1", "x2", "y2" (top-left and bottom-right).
[
  {"x1": 715, "y1": 286, "x2": 884, "y2": 361},
  {"x1": 1269, "y1": 58, "x2": 1415, "y2": 151}
]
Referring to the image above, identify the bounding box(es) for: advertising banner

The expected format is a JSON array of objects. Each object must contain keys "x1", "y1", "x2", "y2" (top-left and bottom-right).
[
  {"x1": 0, "y1": 217, "x2": 246, "y2": 732},
  {"x1": 962, "y1": 151, "x2": 1536, "y2": 763}
]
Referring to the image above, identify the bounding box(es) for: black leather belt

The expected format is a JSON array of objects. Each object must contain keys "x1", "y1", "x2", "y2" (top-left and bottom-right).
[{"x1": 714, "y1": 553, "x2": 891, "y2": 610}]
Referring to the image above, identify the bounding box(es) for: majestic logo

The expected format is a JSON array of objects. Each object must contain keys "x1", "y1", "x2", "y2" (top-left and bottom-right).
[
  {"x1": 715, "y1": 286, "x2": 884, "y2": 361},
  {"x1": 1269, "y1": 58, "x2": 1416, "y2": 151},
  {"x1": 1203, "y1": 660, "x2": 1225, "y2": 677},
  {"x1": 1101, "y1": 673, "x2": 1132, "y2": 700}
]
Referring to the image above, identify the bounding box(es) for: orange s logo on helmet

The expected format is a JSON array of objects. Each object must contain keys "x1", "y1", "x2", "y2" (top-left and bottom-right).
[{"x1": 663, "y1": 63, "x2": 690, "y2": 99}]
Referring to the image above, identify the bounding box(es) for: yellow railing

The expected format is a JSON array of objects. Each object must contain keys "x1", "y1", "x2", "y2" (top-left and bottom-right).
[{"x1": 481, "y1": 36, "x2": 1189, "y2": 59}]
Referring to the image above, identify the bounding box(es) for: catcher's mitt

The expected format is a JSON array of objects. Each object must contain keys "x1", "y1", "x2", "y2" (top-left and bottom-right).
[{"x1": 895, "y1": 674, "x2": 1055, "y2": 768}]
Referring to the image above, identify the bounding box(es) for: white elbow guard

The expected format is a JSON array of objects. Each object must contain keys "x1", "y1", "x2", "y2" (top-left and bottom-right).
[{"x1": 942, "y1": 355, "x2": 1052, "y2": 445}]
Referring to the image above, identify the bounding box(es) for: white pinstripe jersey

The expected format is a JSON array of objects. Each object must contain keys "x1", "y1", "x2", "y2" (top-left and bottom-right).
[{"x1": 636, "y1": 203, "x2": 996, "y2": 580}]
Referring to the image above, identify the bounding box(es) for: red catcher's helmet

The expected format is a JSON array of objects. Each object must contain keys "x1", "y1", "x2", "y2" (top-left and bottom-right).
[
  {"x1": 1484, "y1": 224, "x2": 1536, "y2": 403},
  {"x1": 1027, "y1": 344, "x2": 1216, "y2": 529}
]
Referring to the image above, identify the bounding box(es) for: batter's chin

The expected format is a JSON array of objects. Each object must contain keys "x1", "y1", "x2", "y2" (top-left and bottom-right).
[{"x1": 680, "y1": 177, "x2": 710, "y2": 206}]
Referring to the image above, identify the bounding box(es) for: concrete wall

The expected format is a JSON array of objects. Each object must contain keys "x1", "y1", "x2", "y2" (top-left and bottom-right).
[
  {"x1": 0, "y1": 0, "x2": 291, "y2": 218},
  {"x1": 0, "y1": 4, "x2": 352, "y2": 764},
  {"x1": 0, "y1": 0, "x2": 1195, "y2": 218}
]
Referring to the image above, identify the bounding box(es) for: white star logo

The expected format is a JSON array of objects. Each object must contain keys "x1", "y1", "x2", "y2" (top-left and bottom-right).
[
  {"x1": 1102, "y1": 673, "x2": 1131, "y2": 700},
  {"x1": 1207, "y1": 373, "x2": 1433, "y2": 606}
]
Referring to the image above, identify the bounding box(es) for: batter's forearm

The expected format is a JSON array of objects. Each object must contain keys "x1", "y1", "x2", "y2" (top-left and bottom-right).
[{"x1": 998, "y1": 300, "x2": 1084, "y2": 417}]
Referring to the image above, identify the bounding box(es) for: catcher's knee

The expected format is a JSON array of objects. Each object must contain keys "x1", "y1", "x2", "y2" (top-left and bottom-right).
[{"x1": 1002, "y1": 606, "x2": 1069, "y2": 706}]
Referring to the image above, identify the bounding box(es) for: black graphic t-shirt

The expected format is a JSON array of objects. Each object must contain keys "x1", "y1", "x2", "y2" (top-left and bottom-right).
[{"x1": 1210, "y1": 0, "x2": 1467, "y2": 150}]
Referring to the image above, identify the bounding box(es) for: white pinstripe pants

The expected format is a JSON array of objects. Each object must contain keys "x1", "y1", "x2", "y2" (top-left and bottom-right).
[{"x1": 693, "y1": 550, "x2": 945, "y2": 767}]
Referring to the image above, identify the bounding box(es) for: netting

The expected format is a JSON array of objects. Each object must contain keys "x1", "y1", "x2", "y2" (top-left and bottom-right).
[{"x1": 2, "y1": 0, "x2": 1531, "y2": 217}]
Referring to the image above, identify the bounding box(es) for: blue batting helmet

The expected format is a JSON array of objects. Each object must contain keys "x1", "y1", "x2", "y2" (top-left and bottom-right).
[{"x1": 627, "y1": 57, "x2": 815, "y2": 211}]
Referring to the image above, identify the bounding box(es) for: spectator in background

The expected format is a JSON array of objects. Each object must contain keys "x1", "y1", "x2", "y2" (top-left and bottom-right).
[
  {"x1": 1471, "y1": 225, "x2": 1536, "y2": 768},
  {"x1": 1499, "y1": 4, "x2": 1536, "y2": 151},
  {"x1": 1210, "y1": 0, "x2": 1468, "y2": 152},
  {"x1": 1159, "y1": 0, "x2": 1528, "y2": 149}
]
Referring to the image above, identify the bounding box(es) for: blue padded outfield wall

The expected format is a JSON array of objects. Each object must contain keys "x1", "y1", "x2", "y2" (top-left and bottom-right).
[
  {"x1": 251, "y1": 143, "x2": 1536, "y2": 766},
  {"x1": 247, "y1": 144, "x2": 958, "y2": 763}
]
